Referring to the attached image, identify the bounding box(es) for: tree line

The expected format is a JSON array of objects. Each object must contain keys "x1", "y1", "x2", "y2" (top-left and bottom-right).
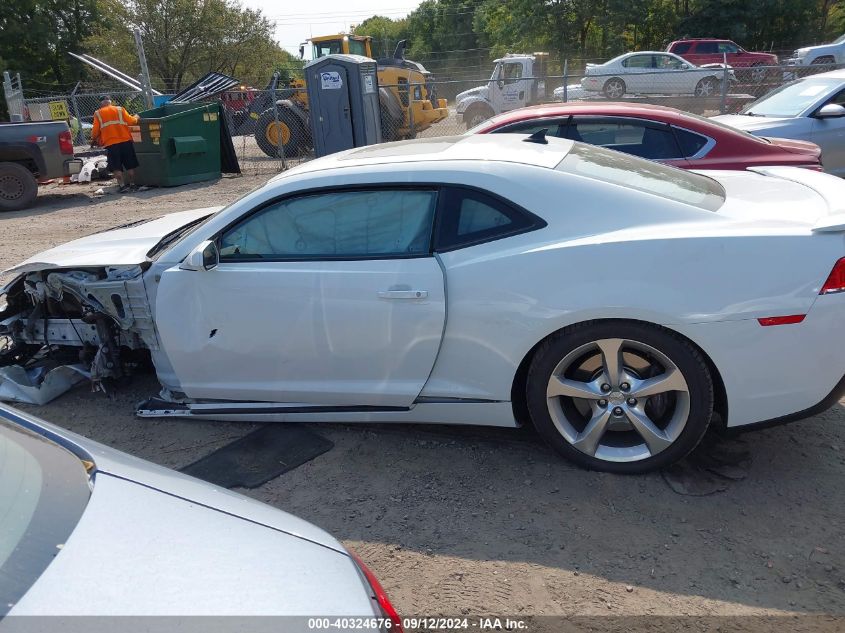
[
  {"x1": 355, "y1": 0, "x2": 845, "y2": 78},
  {"x1": 1, "y1": 0, "x2": 844, "y2": 116},
  {"x1": 0, "y1": 0, "x2": 298, "y2": 100}
]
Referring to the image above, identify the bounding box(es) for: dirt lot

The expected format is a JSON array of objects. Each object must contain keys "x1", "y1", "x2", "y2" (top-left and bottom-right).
[{"x1": 2, "y1": 176, "x2": 845, "y2": 627}]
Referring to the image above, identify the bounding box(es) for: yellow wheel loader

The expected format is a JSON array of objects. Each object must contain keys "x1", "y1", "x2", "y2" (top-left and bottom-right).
[{"x1": 254, "y1": 34, "x2": 449, "y2": 158}]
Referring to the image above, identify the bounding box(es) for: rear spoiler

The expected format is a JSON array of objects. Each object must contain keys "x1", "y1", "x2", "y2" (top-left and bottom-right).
[{"x1": 747, "y1": 166, "x2": 845, "y2": 232}]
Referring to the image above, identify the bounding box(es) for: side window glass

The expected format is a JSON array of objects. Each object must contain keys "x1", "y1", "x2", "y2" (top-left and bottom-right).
[
  {"x1": 829, "y1": 89, "x2": 845, "y2": 106},
  {"x1": 503, "y1": 63, "x2": 523, "y2": 84},
  {"x1": 658, "y1": 55, "x2": 684, "y2": 70},
  {"x1": 219, "y1": 189, "x2": 437, "y2": 260},
  {"x1": 567, "y1": 119, "x2": 681, "y2": 159},
  {"x1": 697, "y1": 42, "x2": 718, "y2": 54},
  {"x1": 673, "y1": 127, "x2": 710, "y2": 158},
  {"x1": 435, "y1": 187, "x2": 543, "y2": 251},
  {"x1": 495, "y1": 119, "x2": 566, "y2": 137},
  {"x1": 718, "y1": 43, "x2": 739, "y2": 54},
  {"x1": 623, "y1": 55, "x2": 652, "y2": 69},
  {"x1": 673, "y1": 43, "x2": 692, "y2": 54}
]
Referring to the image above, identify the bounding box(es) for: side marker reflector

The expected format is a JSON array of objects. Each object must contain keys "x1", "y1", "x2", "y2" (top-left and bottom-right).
[{"x1": 758, "y1": 315, "x2": 806, "y2": 326}]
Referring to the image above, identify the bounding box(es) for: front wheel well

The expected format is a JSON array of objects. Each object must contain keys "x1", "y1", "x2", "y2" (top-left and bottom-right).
[{"x1": 510, "y1": 318, "x2": 728, "y2": 429}]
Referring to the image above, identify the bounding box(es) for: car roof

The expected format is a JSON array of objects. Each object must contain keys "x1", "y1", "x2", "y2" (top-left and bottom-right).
[
  {"x1": 618, "y1": 51, "x2": 676, "y2": 56},
  {"x1": 803, "y1": 68, "x2": 845, "y2": 80},
  {"x1": 272, "y1": 134, "x2": 574, "y2": 180},
  {"x1": 479, "y1": 102, "x2": 705, "y2": 128}
]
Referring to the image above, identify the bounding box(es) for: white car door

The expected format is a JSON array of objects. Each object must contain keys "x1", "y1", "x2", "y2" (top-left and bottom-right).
[
  {"x1": 155, "y1": 188, "x2": 446, "y2": 407},
  {"x1": 811, "y1": 90, "x2": 845, "y2": 176},
  {"x1": 619, "y1": 55, "x2": 652, "y2": 93},
  {"x1": 651, "y1": 54, "x2": 686, "y2": 94},
  {"x1": 490, "y1": 60, "x2": 531, "y2": 113}
]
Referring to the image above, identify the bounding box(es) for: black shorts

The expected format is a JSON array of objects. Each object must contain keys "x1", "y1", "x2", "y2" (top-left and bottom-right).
[{"x1": 106, "y1": 140, "x2": 139, "y2": 172}]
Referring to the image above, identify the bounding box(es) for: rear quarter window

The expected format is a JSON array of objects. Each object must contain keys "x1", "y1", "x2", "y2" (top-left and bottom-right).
[
  {"x1": 672, "y1": 127, "x2": 710, "y2": 158},
  {"x1": 556, "y1": 143, "x2": 725, "y2": 211},
  {"x1": 435, "y1": 187, "x2": 546, "y2": 251},
  {"x1": 672, "y1": 43, "x2": 692, "y2": 54}
]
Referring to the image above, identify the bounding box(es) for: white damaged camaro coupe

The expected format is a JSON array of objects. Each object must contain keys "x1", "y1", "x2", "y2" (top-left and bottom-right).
[{"x1": 3, "y1": 134, "x2": 845, "y2": 473}]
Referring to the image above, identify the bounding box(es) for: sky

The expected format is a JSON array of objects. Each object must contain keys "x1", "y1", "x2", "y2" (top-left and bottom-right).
[{"x1": 241, "y1": 1, "x2": 420, "y2": 57}]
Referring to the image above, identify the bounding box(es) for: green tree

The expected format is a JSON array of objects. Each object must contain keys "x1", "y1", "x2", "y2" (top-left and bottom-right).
[
  {"x1": 353, "y1": 15, "x2": 410, "y2": 59},
  {"x1": 0, "y1": 0, "x2": 101, "y2": 86},
  {"x1": 85, "y1": 0, "x2": 290, "y2": 92}
]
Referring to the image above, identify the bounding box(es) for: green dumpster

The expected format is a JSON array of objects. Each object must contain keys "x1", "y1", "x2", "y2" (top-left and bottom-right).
[{"x1": 132, "y1": 102, "x2": 222, "y2": 187}]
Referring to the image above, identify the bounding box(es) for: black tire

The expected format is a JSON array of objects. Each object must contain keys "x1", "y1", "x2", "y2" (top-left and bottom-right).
[
  {"x1": 379, "y1": 88, "x2": 405, "y2": 141},
  {"x1": 463, "y1": 104, "x2": 494, "y2": 130},
  {"x1": 694, "y1": 76, "x2": 718, "y2": 97},
  {"x1": 0, "y1": 162, "x2": 38, "y2": 212},
  {"x1": 380, "y1": 107, "x2": 404, "y2": 142},
  {"x1": 255, "y1": 106, "x2": 309, "y2": 158},
  {"x1": 811, "y1": 56, "x2": 835, "y2": 65},
  {"x1": 525, "y1": 320, "x2": 714, "y2": 474},
  {"x1": 602, "y1": 77, "x2": 626, "y2": 99}
]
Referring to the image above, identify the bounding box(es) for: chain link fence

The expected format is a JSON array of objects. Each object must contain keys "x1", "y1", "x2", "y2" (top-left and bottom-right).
[{"x1": 17, "y1": 59, "x2": 845, "y2": 180}]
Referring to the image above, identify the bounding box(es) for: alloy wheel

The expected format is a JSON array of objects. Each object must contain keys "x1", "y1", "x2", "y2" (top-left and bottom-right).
[
  {"x1": 604, "y1": 80, "x2": 625, "y2": 99},
  {"x1": 695, "y1": 78, "x2": 716, "y2": 97},
  {"x1": 750, "y1": 65, "x2": 767, "y2": 83},
  {"x1": 545, "y1": 338, "x2": 690, "y2": 463}
]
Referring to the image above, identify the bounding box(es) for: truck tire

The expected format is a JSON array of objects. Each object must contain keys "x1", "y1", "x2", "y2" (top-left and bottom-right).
[
  {"x1": 255, "y1": 106, "x2": 309, "y2": 158},
  {"x1": 379, "y1": 88, "x2": 405, "y2": 141},
  {"x1": 0, "y1": 162, "x2": 38, "y2": 212},
  {"x1": 463, "y1": 103, "x2": 495, "y2": 130}
]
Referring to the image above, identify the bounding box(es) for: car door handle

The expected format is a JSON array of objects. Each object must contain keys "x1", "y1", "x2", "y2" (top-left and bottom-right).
[{"x1": 378, "y1": 290, "x2": 428, "y2": 299}]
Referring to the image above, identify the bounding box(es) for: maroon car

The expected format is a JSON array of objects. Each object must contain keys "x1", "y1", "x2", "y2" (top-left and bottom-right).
[
  {"x1": 667, "y1": 39, "x2": 779, "y2": 82},
  {"x1": 470, "y1": 102, "x2": 822, "y2": 171}
]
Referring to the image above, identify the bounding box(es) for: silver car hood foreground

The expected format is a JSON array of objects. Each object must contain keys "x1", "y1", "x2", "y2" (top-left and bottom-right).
[
  {"x1": 9, "y1": 473, "x2": 373, "y2": 617},
  {"x1": 3, "y1": 207, "x2": 220, "y2": 276},
  {"x1": 5, "y1": 406, "x2": 347, "y2": 554},
  {"x1": 3, "y1": 406, "x2": 373, "y2": 617}
]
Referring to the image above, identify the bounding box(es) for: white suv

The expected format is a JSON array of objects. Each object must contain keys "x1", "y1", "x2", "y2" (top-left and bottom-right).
[{"x1": 787, "y1": 34, "x2": 845, "y2": 66}]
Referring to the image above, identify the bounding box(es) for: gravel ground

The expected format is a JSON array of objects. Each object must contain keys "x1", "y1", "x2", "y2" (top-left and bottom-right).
[{"x1": 2, "y1": 175, "x2": 845, "y2": 627}]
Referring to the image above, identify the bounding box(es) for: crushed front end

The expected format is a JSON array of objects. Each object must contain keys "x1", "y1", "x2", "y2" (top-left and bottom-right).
[{"x1": 0, "y1": 264, "x2": 158, "y2": 399}]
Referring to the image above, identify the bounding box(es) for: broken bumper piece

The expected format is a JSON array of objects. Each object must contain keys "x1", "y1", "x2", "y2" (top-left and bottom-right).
[{"x1": 0, "y1": 363, "x2": 89, "y2": 405}]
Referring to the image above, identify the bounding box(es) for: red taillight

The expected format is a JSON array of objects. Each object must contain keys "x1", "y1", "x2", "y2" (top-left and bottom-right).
[
  {"x1": 59, "y1": 130, "x2": 74, "y2": 155},
  {"x1": 757, "y1": 314, "x2": 805, "y2": 326},
  {"x1": 820, "y1": 257, "x2": 845, "y2": 295},
  {"x1": 349, "y1": 551, "x2": 403, "y2": 632}
]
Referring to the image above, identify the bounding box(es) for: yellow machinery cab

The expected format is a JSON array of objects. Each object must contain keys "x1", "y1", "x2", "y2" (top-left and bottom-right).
[{"x1": 304, "y1": 34, "x2": 448, "y2": 139}]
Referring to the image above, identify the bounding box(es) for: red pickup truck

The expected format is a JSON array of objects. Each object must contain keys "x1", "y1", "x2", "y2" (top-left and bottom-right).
[{"x1": 666, "y1": 39, "x2": 778, "y2": 82}]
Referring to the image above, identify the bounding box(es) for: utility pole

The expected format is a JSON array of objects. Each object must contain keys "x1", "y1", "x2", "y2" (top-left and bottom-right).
[{"x1": 134, "y1": 28, "x2": 155, "y2": 109}]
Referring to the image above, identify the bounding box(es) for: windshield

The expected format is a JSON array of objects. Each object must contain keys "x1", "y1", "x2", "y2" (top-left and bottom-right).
[
  {"x1": 489, "y1": 62, "x2": 502, "y2": 81},
  {"x1": 834, "y1": 33, "x2": 845, "y2": 45},
  {"x1": 742, "y1": 78, "x2": 841, "y2": 117},
  {"x1": 0, "y1": 418, "x2": 90, "y2": 615},
  {"x1": 312, "y1": 40, "x2": 343, "y2": 59},
  {"x1": 348, "y1": 38, "x2": 368, "y2": 56},
  {"x1": 146, "y1": 214, "x2": 213, "y2": 259},
  {"x1": 556, "y1": 143, "x2": 726, "y2": 211}
]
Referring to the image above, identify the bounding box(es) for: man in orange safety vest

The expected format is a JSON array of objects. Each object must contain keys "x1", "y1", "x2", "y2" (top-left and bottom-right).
[{"x1": 91, "y1": 95, "x2": 140, "y2": 193}]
